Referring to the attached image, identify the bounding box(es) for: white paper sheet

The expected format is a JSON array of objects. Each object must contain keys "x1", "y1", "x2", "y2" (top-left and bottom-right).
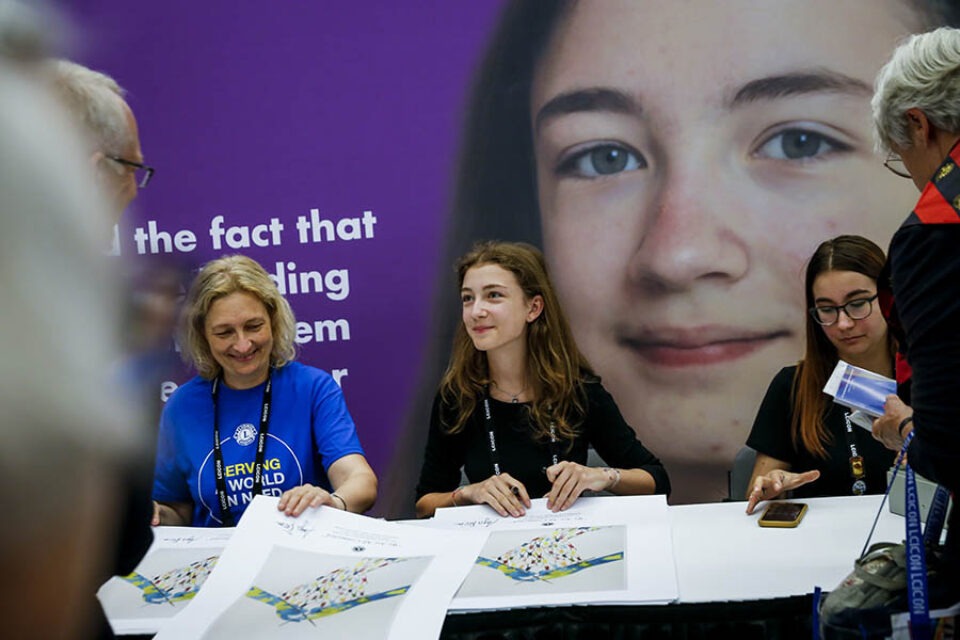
[
  {"x1": 97, "y1": 526, "x2": 235, "y2": 635},
  {"x1": 155, "y1": 496, "x2": 487, "y2": 640},
  {"x1": 431, "y1": 495, "x2": 678, "y2": 610},
  {"x1": 670, "y1": 495, "x2": 906, "y2": 602}
]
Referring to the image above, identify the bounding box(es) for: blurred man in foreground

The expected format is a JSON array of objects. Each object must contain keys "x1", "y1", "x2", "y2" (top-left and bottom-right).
[{"x1": 0, "y1": 33, "x2": 140, "y2": 640}]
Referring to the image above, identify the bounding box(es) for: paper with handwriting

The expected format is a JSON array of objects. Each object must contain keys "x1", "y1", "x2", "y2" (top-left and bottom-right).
[
  {"x1": 97, "y1": 526, "x2": 235, "y2": 635},
  {"x1": 154, "y1": 496, "x2": 485, "y2": 640},
  {"x1": 431, "y1": 496, "x2": 678, "y2": 610}
]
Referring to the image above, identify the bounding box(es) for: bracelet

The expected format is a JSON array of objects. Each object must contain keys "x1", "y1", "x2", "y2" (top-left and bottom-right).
[
  {"x1": 604, "y1": 467, "x2": 621, "y2": 490},
  {"x1": 452, "y1": 487, "x2": 462, "y2": 506},
  {"x1": 331, "y1": 493, "x2": 347, "y2": 511},
  {"x1": 898, "y1": 416, "x2": 914, "y2": 439}
]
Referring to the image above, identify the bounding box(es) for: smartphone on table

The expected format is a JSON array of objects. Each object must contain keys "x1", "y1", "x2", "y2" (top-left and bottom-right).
[{"x1": 758, "y1": 502, "x2": 808, "y2": 528}]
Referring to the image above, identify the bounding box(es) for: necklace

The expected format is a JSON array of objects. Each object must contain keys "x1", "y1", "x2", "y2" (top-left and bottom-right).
[{"x1": 492, "y1": 380, "x2": 528, "y2": 403}]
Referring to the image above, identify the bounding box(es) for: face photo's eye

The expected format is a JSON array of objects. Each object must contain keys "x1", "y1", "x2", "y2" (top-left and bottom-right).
[
  {"x1": 461, "y1": 294, "x2": 473, "y2": 304},
  {"x1": 558, "y1": 143, "x2": 647, "y2": 178},
  {"x1": 754, "y1": 128, "x2": 851, "y2": 161}
]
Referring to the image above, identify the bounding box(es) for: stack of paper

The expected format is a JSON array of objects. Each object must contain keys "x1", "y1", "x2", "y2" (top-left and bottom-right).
[
  {"x1": 152, "y1": 496, "x2": 486, "y2": 640},
  {"x1": 97, "y1": 526, "x2": 235, "y2": 636},
  {"x1": 430, "y1": 495, "x2": 678, "y2": 611}
]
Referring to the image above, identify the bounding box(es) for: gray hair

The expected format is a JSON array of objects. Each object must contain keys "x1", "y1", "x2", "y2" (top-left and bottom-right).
[
  {"x1": 46, "y1": 58, "x2": 131, "y2": 158},
  {"x1": 872, "y1": 27, "x2": 960, "y2": 154}
]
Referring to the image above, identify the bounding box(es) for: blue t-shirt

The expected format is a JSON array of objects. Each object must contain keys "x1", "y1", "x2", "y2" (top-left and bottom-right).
[{"x1": 153, "y1": 361, "x2": 364, "y2": 527}]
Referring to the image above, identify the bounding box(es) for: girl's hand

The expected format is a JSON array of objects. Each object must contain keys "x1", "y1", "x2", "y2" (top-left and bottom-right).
[
  {"x1": 459, "y1": 473, "x2": 531, "y2": 517},
  {"x1": 745, "y1": 469, "x2": 820, "y2": 515},
  {"x1": 544, "y1": 461, "x2": 609, "y2": 512}
]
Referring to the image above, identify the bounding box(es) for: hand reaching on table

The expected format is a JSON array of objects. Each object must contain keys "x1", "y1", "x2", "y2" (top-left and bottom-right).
[
  {"x1": 745, "y1": 469, "x2": 820, "y2": 515},
  {"x1": 544, "y1": 461, "x2": 614, "y2": 512}
]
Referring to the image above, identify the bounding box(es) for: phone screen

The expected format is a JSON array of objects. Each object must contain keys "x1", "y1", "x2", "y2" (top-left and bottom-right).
[{"x1": 761, "y1": 503, "x2": 806, "y2": 522}]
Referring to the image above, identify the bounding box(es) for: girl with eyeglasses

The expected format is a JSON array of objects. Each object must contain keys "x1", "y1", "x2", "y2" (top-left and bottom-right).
[{"x1": 744, "y1": 236, "x2": 900, "y2": 514}]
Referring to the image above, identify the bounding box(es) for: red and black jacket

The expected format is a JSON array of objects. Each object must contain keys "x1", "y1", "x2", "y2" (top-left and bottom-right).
[{"x1": 880, "y1": 139, "x2": 960, "y2": 527}]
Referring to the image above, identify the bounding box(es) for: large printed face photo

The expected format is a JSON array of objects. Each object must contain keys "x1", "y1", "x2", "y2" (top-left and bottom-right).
[
  {"x1": 72, "y1": 0, "x2": 952, "y2": 518},
  {"x1": 525, "y1": 0, "x2": 922, "y2": 501}
]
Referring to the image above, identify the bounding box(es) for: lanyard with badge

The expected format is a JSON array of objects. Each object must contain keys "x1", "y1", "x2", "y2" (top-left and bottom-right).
[
  {"x1": 843, "y1": 412, "x2": 867, "y2": 495},
  {"x1": 482, "y1": 390, "x2": 559, "y2": 478},
  {"x1": 211, "y1": 369, "x2": 273, "y2": 526}
]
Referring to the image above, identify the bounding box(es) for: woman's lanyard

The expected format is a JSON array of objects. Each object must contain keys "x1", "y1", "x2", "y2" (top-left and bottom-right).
[
  {"x1": 843, "y1": 412, "x2": 867, "y2": 496},
  {"x1": 482, "y1": 392, "x2": 559, "y2": 478},
  {"x1": 211, "y1": 370, "x2": 273, "y2": 526}
]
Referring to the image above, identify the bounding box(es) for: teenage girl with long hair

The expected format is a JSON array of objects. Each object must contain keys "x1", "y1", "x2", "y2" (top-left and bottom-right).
[
  {"x1": 745, "y1": 236, "x2": 898, "y2": 514},
  {"x1": 415, "y1": 241, "x2": 669, "y2": 518}
]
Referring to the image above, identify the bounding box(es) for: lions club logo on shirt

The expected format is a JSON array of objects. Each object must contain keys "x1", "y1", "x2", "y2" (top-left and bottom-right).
[{"x1": 233, "y1": 423, "x2": 257, "y2": 446}]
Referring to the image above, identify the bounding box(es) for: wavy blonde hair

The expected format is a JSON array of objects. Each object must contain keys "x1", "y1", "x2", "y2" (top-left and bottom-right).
[
  {"x1": 439, "y1": 241, "x2": 594, "y2": 443},
  {"x1": 181, "y1": 255, "x2": 297, "y2": 379}
]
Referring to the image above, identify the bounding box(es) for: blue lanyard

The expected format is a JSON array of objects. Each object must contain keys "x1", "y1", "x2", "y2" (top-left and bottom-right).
[
  {"x1": 851, "y1": 428, "x2": 951, "y2": 640},
  {"x1": 904, "y1": 464, "x2": 931, "y2": 640}
]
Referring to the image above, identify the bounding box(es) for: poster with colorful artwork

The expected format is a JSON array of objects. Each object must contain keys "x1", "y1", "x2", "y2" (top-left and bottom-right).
[
  {"x1": 154, "y1": 496, "x2": 486, "y2": 640},
  {"x1": 432, "y1": 495, "x2": 678, "y2": 610},
  {"x1": 97, "y1": 526, "x2": 235, "y2": 635}
]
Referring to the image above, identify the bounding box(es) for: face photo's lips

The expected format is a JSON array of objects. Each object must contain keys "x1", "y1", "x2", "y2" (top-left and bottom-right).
[
  {"x1": 619, "y1": 326, "x2": 792, "y2": 367},
  {"x1": 472, "y1": 325, "x2": 493, "y2": 334}
]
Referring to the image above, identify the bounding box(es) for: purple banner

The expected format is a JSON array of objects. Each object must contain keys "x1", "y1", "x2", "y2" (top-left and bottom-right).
[{"x1": 70, "y1": 1, "x2": 506, "y2": 498}]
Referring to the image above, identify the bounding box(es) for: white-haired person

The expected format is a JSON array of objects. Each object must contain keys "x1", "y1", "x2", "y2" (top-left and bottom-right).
[
  {"x1": 0, "y1": 28, "x2": 143, "y2": 637},
  {"x1": 870, "y1": 26, "x2": 960, "y2": 599},
  {"x1": 152, "y1": 255, "x2": 377, "y2": 527},
  {"x1": 46, "y1": 58, "x2": 150, "y2": 222}
]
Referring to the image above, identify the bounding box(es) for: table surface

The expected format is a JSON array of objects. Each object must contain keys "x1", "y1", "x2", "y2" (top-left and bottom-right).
[
  {"x1": 670, "y1": 494, "x2": 903, "y2": 602},
  {"x1": 438, "y1": 496, "x2": 902, "y2": 639}
]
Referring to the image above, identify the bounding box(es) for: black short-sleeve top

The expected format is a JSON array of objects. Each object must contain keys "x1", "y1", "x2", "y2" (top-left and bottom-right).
[{"x1": 746, "y1": 365, "x2": 896, "y2": 498}]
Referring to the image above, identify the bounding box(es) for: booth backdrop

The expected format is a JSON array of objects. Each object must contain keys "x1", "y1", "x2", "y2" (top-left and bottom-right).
[{"x1": 71, "y1": 0, "x2": 932, "y2": 514}]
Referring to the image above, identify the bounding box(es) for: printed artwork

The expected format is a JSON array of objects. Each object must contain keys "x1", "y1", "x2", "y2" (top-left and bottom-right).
[
  {"x1": 456, "y1": 526, "x2": 626, "y2": 598},
  {"x1": 122, "y1": 554, "x2": 219, "y2": 605},
  {"x1": 201, "y1": 545, "x2": 431, "y2": 640},
  {"x1": 99, "y1": 547, "x2": 223, "y2": 621}
]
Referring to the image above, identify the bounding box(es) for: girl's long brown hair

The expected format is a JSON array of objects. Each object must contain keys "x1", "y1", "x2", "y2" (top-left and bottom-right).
[
  {"x1": 792, "y1": 235, "x2": 895, "y2": 457},
  {"x1": 439, "y1": 241, "x2": 593, "y2": 443}
]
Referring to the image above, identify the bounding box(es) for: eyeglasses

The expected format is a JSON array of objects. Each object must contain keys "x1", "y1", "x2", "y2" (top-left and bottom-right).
[
  {"x1": 883, "y1": 152, "x2": 911, "y2": 179},
  {"x1": 107, "y1": 155, "x2": 155, "y2": 188},
  {"x1": 809, "y1": 294, "x2": 879, "y2": 326}
]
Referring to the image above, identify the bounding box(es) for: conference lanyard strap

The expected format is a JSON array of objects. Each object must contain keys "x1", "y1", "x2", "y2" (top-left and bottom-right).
[
  {"x1": 483, "y1": 392, "x2": 559, "y2": 479},
  {"x1": 211, "y1": 369, "x2": 273, "y2": 526}
]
